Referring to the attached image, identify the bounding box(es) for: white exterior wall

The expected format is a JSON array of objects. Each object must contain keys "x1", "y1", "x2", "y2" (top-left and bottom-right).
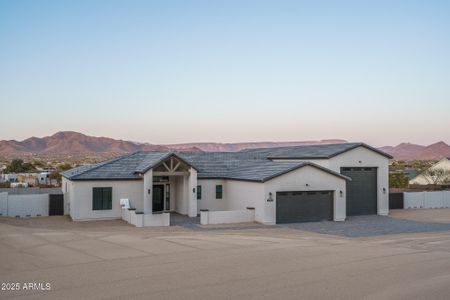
[
  {"x1": 197, "y1": 166, "x2": 346, "y2": 225},
  {"x1": 143, "y1": 170, "x2": 153, "y2": 214},
  {"x1": 69, "y1": 180, "x2": 143, "y2": 221},
  {"x1": 277, "y1": 146, "x2": 389, "y2": 216},
  {"x1": 62, "y1": 177, "x2": 74, "y2": 215},
  {"x1": 174, "y1": 176, "x2": 188, "y2": 214},
  {"x1": 221, "y1": 180, "x2": 265, "y2": 223},
  {"x1": 187, "y1": 168, "x2": 198, "y2": 217},
  {"x1": 197, "y1": 179, "x2": 228, "y2": 211},
  {"x1": 263, "y1": 165, "x2": 346, "y2": 224},
  {"x1": 327, "y1": 147, "x2": 389, "y2": 216}
]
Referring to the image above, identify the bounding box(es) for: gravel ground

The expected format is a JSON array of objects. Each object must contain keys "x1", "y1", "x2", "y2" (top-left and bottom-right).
[{"x1": 284, "y1": 215, "x2": 450, "y2": 237}]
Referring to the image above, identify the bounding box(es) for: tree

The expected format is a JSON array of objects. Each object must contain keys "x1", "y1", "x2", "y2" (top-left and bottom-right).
[
  {"x1": 421, "y1": 168, "x2": 450, "y2": 185},
  {"x1": 58, "y1": 163, "x2": 73, "y2": 171},
  {"x1": 4, "y1": 159, "x2": 36, "y2": 173},
  {"x1": 49, "y1": 163, "x2": 74, "y2": 185},
  {"x1": 389, "y1": 172, "x2": 409, "y2": 188}
]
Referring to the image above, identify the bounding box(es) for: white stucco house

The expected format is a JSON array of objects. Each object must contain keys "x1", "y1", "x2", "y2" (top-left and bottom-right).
[
  {"x1": 409, "y1": 158, "x2": 450, "y2": 185},
  {"x1": 61, "y1": 143, "x2": 392, "y2": 226}
]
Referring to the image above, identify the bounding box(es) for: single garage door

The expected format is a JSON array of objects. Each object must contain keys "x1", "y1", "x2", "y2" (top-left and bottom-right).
[
  {"x1": 276, "y1": 191, "x2": 334, "y2": 223},
  {"x1": 341, "y1": 167, "x2": 377, "y2": 216}
]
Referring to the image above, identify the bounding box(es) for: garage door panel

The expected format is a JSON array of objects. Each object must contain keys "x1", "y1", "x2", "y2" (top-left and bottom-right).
[
  {"x1": 341, "y1": 167, "x2": 377, "y2": 216},
  {"x1": 276, "y1": 191, "x2": 333, "y2": 223}
]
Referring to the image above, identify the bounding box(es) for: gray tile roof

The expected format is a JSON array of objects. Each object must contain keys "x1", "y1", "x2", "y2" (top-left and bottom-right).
[
  {"x1": 62, "y1": 143, "x2": 389, "y2": 182},
  {"x1": 240, "y1": 143, "x2": 392, "y2": 159}
]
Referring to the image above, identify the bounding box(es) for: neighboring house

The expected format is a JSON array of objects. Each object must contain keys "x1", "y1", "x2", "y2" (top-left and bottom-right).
[
  {"x1": 1, "y1": 172, "x2": 52, "y2": 186},
  {"x1": 409, "y1": 158, "x2": 450, "y2": 185},
  {"x1": 37, "y1": 172, "x2": 51, "y2": 185},
  {"x1": 17, "y1": 174, "x2": 39, "y2": 186},
  {"x1": 61, "y1": 143, "x2": 391, "y2": 226},
  {"x1": 10, "y1": 182, "x2": 29, "y2": 188}
]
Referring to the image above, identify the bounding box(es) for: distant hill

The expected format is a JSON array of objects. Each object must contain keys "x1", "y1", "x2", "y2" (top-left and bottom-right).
[
  {"x1": 167, "y1": 139, "x2": 348, "y2": 152},
  {"x1": 0, "y1": 132, "x2": 172, "y2": 161},
  {"x1": 379, "y1": 141, "x2": 450, "y2": 160},
  {"x1": 0, "y1": 131, "x2": 347, "y2": 161},
  {"x1": 0, "y1": 131, "x2": 449, "y2": 161}
]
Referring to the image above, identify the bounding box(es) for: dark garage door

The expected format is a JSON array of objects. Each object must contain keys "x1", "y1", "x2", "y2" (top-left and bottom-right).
[
  {"x1": 276, "y1": 191, "x2": 334, "y2": 223},
  {"x1": 341, "y1": 167, "x2": 377, "y2": 216}
]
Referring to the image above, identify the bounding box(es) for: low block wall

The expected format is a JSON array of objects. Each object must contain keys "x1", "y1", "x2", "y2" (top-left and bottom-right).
[
  {"x1": 0, "y1": 192, "x2": 7, "y2": 216},
  {"x1": 200, "y1": 209, "x2": 255, "y2": 225},
  {"x1": 404, "y1": 191, "x2": 450, "y2": 209},
  {"x1": 121, "y1": 209, "x2": 170, "y2": 227},
  {"x1": 0, "y1": 194, "x2": 49, "y2": 217},
  {"x1": 143, "y1": 213, "x2": 170, "y2": 227}
]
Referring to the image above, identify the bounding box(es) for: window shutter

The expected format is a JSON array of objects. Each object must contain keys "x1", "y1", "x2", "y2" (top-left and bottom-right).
[
  {"x1": 103, "y1": 188, "x2": 112, "y2": 209},
  {"x1": 93, "y1": 188, "x2": 102, "y2": 210}
]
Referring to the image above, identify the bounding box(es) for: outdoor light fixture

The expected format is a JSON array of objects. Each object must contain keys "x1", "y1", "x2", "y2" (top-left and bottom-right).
[
  {"x1": 306, "y1": 183, "x2": 309, "y2": 187},
  {"x1": 340, "y1": 190, "x2": 343, "y2": 197},
  {"x1": 193, "y1": 188, "x2": 196, "y2": 193},
  {"x1": 383, "y1": 187, "x2": 386, "y2": 194},
  {"x1": 148, "y1": 189, "x2": 151, "y2": 194},
  {"x1": 267, "y1": 192, "x2": 274, "y2": 202},
  {"x1": 358, "y1": 160, "x2": 362, "y2": 164}
]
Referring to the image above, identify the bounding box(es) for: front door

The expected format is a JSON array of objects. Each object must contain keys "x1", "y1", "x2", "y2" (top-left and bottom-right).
[{"x1": 152, "y1": 185, "x2": 164, "y2": 212}]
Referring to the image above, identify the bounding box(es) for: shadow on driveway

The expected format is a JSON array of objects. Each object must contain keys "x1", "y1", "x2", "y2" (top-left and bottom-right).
[{"x1": 283, "y1": 215, "x2": 450, "y2": 237}]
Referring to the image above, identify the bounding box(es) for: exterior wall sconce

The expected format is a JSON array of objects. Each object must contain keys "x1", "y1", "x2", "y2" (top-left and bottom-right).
[
  {"x1": 339, "y1": 190, "x2": 343, "y2": 197},
  {"x1": 358, "y1": 160, "x2": 362, "y2": 164},
  {"x1": 267, "y1": 192, "x2": 274, "y2": 202},
  {"x1": 383, "y1": 187, "x2": 386, "y2": 194},
  {"x1": 306, "y1": 183, "x2": 309, "y2": 187},
  {"x1": 193, "y1": 188, "x2": 196, "y2": 193},
  {"x1": 148, "y1": 189, "x2": 151, "y2": 194}
]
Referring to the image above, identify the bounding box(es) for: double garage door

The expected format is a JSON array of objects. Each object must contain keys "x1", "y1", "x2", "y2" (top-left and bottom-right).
[
  {"x1": 275, "y1": 167, "x2": 378, "y2": 223},
  {"x1": 276, "y1": 191, "x2": 334, "y2": 223}
]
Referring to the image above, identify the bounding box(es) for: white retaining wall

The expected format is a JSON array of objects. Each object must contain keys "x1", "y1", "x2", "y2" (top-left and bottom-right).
[
  {"x1": 0, "y1": 193, "x2": 49, "y2": 217},
  {"x1": 121, "y1": 209, "x2": 170, "y2": 227},
  {"x1": 404, "y1": 191, "x2": 450, "y2": 209},
  {"x1": 200, "y1": 209, "x2": 255, "y2": 225}
]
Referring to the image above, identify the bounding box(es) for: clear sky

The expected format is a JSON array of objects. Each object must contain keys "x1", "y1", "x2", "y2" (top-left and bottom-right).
[{"x1": 0, "y1": 0, "x2": 449, "y2": 146}]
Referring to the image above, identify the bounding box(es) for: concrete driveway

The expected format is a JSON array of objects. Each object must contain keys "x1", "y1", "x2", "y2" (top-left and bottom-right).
[{"x1": 1, "y1": 211, "x2": 450, "y2": 300}]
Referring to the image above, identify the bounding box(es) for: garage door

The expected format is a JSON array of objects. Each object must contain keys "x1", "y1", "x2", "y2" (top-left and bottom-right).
[
  {"x1": 341, "y1": 167, "x2": 377, "y2": 216},
  {"x1": 276, "y1": 191, "x2": 334, "y2": 223}
]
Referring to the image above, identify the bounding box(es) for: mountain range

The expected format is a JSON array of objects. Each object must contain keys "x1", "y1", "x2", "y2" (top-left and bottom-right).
[{"x1": 0, "y1": 131, "x2": 449, "y2": 161}]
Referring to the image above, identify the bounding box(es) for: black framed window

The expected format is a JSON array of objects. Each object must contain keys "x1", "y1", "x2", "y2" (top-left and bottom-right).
[
  {"x1": 215, "y1": 185, "x2": 223, "y2": 199},
  {"x1": 93, "y1": 187, "x2": 112, "y2": 210},
  {"x1": 197, "y1": 185, "x2": 202, "y2": 200}
]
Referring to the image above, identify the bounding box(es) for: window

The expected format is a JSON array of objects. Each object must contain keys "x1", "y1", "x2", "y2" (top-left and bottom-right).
[
  {"x1": 92, "y1": 187, "x2": 112, "y2": 210},
  {"x1": 197, "y1": 185, "x2": 202, "y2": 200},
  {"x1": 215, "y1": 185, "x2": 223, "y2": 199}
]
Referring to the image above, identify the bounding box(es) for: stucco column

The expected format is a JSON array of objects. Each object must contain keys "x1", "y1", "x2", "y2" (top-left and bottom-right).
[
  {"x1": 188, "y1": 168, "x2": 197, "y2": 217},
  {"x1": 143, "y1": 169, "x2": 153, "y2": 214}
]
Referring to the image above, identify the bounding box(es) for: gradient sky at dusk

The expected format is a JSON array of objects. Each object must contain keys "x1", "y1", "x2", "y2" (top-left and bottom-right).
[{"x1": 0, "y1": 0, "x2": 449, "y2": 146}]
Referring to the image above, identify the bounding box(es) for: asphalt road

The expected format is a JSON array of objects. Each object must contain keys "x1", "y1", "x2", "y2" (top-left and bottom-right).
[{"x1": 1, "y1": 211, "x2": 450, "y2": 300}]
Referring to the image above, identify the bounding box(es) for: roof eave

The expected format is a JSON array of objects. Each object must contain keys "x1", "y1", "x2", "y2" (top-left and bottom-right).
[
  {"x1": 137, "y1": 152, "x2": 199, "y2": 174},
  {"x1": 67, "y1": 177, "x2": 142, "y2": 181},
  {"x1": 328, "y1": 143, "x2": 393, "y2": 159},
  {"x1": 261, "y1": 162, "x2": 351, "y2": 182}
]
